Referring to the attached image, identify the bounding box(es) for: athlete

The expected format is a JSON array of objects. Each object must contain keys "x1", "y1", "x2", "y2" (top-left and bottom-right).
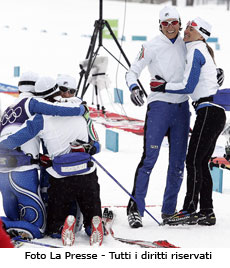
[
  {"x1": 0, "y1": 73, "x2": 88, "y2": 238},
  {"x1": 125, "y1": 6, "x2": 190, "y2": 228},
  {"x1": 0, "y1": 77, "x2": 103, "y2": 246},
  {"x1": 151, "y1": 17, "x2": 226, "y2": 225}
]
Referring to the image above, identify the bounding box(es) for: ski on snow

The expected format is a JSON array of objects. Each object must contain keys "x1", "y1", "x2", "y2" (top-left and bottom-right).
[
  {"x1": 12, "y1": 208, "x2": 179, "y2": 248},
  {"x1": 102, "y1": 208, "x2": 179, "y2": 248}
]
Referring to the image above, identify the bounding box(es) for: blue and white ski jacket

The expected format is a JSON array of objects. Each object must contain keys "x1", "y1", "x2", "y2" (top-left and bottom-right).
[
  {"x1": 0, "y1": 113, "x2": 100, "y2": 177},
  {"x1": 165, "y1": 41, "x2": 219, "y2": 103},
  {"x1": 0, "y1": 93, "x2": 85, "y2": 171}
]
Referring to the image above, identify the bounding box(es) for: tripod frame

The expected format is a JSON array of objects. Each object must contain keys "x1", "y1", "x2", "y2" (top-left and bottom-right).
[{"x1": 77, "y1": 0, "x2": 146, "y2": 102}]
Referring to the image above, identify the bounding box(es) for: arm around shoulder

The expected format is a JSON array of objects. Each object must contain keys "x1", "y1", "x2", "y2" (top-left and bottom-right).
[{"x1": 29, "y1": 97, "x2": 85, "y2": 116}]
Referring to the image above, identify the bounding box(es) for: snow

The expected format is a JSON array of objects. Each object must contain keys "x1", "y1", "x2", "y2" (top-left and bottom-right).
[{"x1": 0, "y1": 0, "x2": 230, "y2": 266}]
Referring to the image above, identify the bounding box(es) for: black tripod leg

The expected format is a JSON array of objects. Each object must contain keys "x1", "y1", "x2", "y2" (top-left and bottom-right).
[
  {"x1": 80, "y1": 23, "x2": 101, "y2": 99},
  {"x1": 104, "y1": 21, "x2": 130, "y2": 66},
  {"x1": 104, "y1": 20, "x2": 147, "y2": 98},
  {"x1": 77, "y1": 26, "x2": 98, "y2": 97},
  {"x1": 85, "y1": 24, "x2": 99, "y2": 60},
  {"x1": 94, "y1": 85, "x2": 100, "y2": 111},
  {"x1": 76, "y1": 69, "x2": 85, "y2": 96}
]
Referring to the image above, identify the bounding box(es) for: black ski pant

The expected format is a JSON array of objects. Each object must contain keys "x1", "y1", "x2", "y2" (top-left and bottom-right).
[
  {"x1": 46, "y1": 169, "x2": 102, "y2": 234},
  {"x1": 183, "y1": 106, "x2": 226, "y2": 213}
]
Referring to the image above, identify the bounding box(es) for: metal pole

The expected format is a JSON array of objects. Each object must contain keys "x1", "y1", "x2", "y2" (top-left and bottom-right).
[{"x1": 91, "y1": 156, "x2": 161, "y2": 225}]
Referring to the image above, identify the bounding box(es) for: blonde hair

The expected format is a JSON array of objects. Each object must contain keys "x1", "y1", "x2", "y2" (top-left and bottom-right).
[{"x1": 203, "y1": 40, "x2": 216, "y2": 64}]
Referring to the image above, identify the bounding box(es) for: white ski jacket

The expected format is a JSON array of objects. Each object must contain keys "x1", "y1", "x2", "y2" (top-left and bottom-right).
[
  {"x1": 126, "y1": 32, "x2": 188, "y2": 104},
  {"x1": 165, "y1": 41, "x2": 219, "y2": 101}
]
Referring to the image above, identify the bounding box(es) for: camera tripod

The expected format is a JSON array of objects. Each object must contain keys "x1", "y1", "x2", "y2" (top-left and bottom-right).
[{"x1": 77, "y1": 0, "x2": 146, "y2": 109}]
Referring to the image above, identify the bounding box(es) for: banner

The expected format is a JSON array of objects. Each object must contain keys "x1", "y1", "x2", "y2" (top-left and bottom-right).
[
  {"x1": 0, "y1": 82, "x2": 18, "y2": 96},
  {"x1": 103, "y1": 19, "x2": 118, "y2": 39}
]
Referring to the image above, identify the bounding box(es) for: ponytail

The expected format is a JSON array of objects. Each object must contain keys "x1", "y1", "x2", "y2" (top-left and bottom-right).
[{"x1": 203, "y1": 40, "x2": 216, "y2": 64}]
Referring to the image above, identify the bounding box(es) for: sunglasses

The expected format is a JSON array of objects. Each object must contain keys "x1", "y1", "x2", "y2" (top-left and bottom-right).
[
  {"x1": 186, "y1": 20, "x2": 210, "y2": 37},
  {"x1": 161, "y1": 20, "x2": 179, "y2": 27},
  {"x1": 59, "y1": 86, "x2": 76, "y2": 95},
  {"x1": 187, "y1": 21, "x2": 198, "y2": 27}
]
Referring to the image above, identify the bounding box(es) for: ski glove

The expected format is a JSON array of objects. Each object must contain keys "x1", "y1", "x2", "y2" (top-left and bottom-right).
[
  {"x1": 130, "y1": 84, "x2": 144, "y2": 106},
  {"x1": 39, "y1": 154, "x2": 52, "y2": 168},
  {"x1": 70, "y1": 139, "x2": 100, "y2": 155},
  {"x1": 150, "y1": 75, "x2": 166, "y2": 92},
  {"x1": 216, "y1": 68, "x2": 224, "y2": 87}
]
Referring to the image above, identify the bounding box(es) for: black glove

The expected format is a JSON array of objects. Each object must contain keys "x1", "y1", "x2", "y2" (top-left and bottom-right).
[
  {"x1": 217, "y1": 68, "x2": 224, "y2": 87},
  {"x1": 70, "y1": 140, "x2": 97, "y2": 155},
  {"x1": 130, "y1": 85, "x2": 144, "y2": 106},
  {"x1": 150, "y1": 75, "x2": 166, "y2": 92},
  {"x1": 39, "y1": 154, "x2": 52, "y2": 168}
]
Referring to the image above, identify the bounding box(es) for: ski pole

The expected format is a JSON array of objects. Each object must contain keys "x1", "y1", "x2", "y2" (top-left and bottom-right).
[
  {"x1": 91, "y1": 156, "x2": 161, "y2": 225},
  {"x1": 13, "y1": 236, "x2": 62, "y2": 248}
]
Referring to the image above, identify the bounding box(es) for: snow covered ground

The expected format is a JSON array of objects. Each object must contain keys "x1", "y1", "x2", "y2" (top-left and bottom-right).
[{"x1": 0, "y1": 0, "x2": 230, "y2": 266}]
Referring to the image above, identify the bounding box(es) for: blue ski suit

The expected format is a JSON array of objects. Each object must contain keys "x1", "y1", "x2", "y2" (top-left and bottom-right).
[{"x1": 126, "y1": 32, "x2": 190, "y2": 216}]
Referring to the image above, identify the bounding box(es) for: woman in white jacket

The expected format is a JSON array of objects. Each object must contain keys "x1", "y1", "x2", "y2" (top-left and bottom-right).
[{"x1": 151, "y1": 17, "x2": 226, "y2": 226}]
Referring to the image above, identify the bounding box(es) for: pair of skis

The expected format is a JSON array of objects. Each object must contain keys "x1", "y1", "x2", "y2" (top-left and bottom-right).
[
  {"x1": 12, "y1": 208, "x2": 179, "y2": 248},
  {"x1": 102, "y1": 208, "x2": 179, "y2": 248}
]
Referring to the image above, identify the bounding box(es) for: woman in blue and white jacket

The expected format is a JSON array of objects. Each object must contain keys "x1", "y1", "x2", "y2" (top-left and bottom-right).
[{"x1": 151, "y1": 17, "x2": 226, "y2": 226}]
